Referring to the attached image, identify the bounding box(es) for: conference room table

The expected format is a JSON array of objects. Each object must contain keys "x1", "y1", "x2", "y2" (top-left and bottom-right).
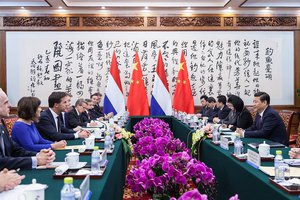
[
  {"x1": 19, "y1": 138, "x2": 128, "y2": 200},
  {"x1": 18, "y1": 117, "x2": 299, "y2": 200},
  {"x1": 128, "y1": 116, "x2": 299, "y2": 200}
]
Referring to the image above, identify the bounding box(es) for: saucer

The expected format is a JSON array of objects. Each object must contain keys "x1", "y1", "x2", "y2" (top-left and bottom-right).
[
  {"x1": 68, "y1": 162, "x2": 87, "y2": 170},
  {"x1": 261, "y1": 154, "x2": 275, "y2": 158}
]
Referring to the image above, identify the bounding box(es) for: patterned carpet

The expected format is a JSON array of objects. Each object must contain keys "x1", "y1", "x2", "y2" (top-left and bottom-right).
[
  {"x1": 123, "y1": 157, "x2": 197, "y2": 200},
  {"x1": 123, "y1": 157, "x2": 152, "y2": 200}
]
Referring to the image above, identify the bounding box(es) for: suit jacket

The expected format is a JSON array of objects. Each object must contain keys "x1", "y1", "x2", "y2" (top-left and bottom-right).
[
  {"x1": 66, "y1": 107, "x2": 87, "y2": 129},
  {"x1": 202, "y1": 106, "x2": 219, "y2": 122},
  {"x1": 0, "y1": 125, "x2": 36, "y2": 170},
  {"x1": 245, "y1": 106, "x2": 288, "y2": 145},
  {"x1": 81, "y1": 111, "x2": 91, "y2": 124},
  {"x1": 36, "y1": 109, "x2": 75, "y2": 141},
  {"x1": 217, "y1": 105, "x2": 231, "y2": 120},
  {"x1": 230, "y1": 107, "x2": 253, "y2": 131},
  {"x1": 91, "y1": 104, "x2": 104, "y2": 118},
  {"x1": 199, "y1": 105, "x2": 208, "y2": 115}
]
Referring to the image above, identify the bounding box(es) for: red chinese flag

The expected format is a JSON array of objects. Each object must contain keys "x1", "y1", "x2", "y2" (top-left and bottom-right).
[
  {"x1": 173, "y1": 51, "x2": 195, "y2": 114},
  {"x1": 127, "y1": 52, "x2": 150, "y2": 116}
]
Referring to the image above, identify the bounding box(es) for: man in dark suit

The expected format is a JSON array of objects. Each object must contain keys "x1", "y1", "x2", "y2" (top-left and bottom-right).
[
  {"x1": 236, "y1": 92, "x2": 288, "y2": 146},
  {"x1": 67, "y1": 99, "x2": 98, "y2": 129},
  {"x1": 90, "y1": 93, "x2": 105, "y2": 118},
  {"x1": 36, "y1": 92, "x2": 90, "y2": 141},
  {"x1": 196, "y1": 95, "x2": 209, "y2": 117},
  {"x1": 0, "y1": 88, "x2": 55, "y2": 170},
  {"x1": 81, "y1": 99, "x2": 96, "y2": 123},
  {"x1": 213, "y1": 95, "x2": 231, "y2": 123},
  {"x1": 202, "y1": 97, "x2": 219, "y2": 122}
]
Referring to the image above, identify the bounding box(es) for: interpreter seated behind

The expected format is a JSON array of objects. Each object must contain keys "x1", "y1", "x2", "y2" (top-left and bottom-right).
[
  {"x1": 236, "y1": 92, "x2": 288, "y2": 146},
  {"x1": 12, "y1": 96, "x2": 66, "y2": 152}
]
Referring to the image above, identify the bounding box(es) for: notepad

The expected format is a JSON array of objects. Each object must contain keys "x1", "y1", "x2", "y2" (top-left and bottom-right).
[
  {"x1": 248, "y1": 141, "x2": 285, "y2": 149},
  {"x1": 259, "y1": 166, "x2": 300, "y2": 177}
]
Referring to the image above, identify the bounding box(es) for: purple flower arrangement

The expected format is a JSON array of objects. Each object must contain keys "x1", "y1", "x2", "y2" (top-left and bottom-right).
[
  {"x1": 127, "y1": 118, "x2": 216, "y2": 199},
  {"x1": 133, "y1": 118, "x2": 173, "y2": 140},
  {"x1": 133, "y1": 136, "x2": 188, "y2": 159}
]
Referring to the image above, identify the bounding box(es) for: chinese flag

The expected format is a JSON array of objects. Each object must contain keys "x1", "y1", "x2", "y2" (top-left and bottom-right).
[
  {"x1": 173, "y1": 51, "x2": 195, "y2": 114},
  {"x1": 127, "y1": 52, "x2": 150, "y2": 116}
]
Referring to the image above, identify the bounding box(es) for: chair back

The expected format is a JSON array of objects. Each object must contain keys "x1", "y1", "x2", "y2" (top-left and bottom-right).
[
  {"x1": 278, "y1": 110, "x2": 295, "y2": 140},
  {"x1": 246, "y1": 106, "x2": 257, "y2": 121},
  {"x1": 296, "y1": 122, "x2": 300, "y2": 147},
  {"x1": 1, "y1": 115, "x2": 19, "y2": 137}
]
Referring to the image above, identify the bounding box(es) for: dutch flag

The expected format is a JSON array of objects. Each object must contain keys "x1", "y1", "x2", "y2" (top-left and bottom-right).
[
  {"x1": 103, "y1": 51, "x2": 125, "y2": 116},
  {"x1": 150, "y1": 50, "x2": 172, "y2": 116}
]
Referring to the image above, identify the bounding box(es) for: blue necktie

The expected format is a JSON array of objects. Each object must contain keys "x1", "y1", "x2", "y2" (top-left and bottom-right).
[
  {"x1": 0, "y1": 129, "x2": 6, "y2": 156},
  {"x1": 257, "y1": 115, "x2": 263, "y2": 129}
]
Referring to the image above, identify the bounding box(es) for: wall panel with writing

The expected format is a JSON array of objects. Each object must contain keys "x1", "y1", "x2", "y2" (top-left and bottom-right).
[{"x1": 6, "y1": 31, "x2": 294, "y2": 106}]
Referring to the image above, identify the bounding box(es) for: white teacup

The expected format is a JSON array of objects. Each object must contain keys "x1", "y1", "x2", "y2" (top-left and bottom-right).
[
  {"x1": 65, "y1": 151, "x2": 79, "y2": 168},
  {"x1": 19, "y1": 179, "x2": 47, "y2": 200},
  {"x1": 82, "y1": 136, "x2": 95, "y2": 149},
  {"x1": 258, "y1": 141, "x2": 270, "y2": 157}
]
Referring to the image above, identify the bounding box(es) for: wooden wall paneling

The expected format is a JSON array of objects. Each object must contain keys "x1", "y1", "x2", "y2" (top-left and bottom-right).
[
  {"x1": 0, "y1": 31, "x2": 6, "y2": 92},
  {"x1": 294, "y1": 30, "x2": 300, "y2": 107}
]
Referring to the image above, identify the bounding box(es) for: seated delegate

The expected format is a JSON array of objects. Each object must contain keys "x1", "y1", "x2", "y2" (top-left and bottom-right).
[{"x1": 12, "y1": 96, "x2": 66, "y2": 152}]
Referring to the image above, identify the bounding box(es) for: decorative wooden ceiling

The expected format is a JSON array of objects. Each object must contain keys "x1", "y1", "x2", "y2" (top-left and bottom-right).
[{"x1": 0, "y1": 0, "x2": 300, "y2": 15}]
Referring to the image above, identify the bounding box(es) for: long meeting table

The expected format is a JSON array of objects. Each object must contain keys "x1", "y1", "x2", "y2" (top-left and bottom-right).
[
  {"x1": 18, "y1": 116, "x2": 299, "y2": 200},
  {"x1": 20, "y1": 139, "x2": 128, "y2": 200}
]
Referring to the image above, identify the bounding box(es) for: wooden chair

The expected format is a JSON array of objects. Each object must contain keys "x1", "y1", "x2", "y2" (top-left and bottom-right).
[
  {"x1": 278, "y1": 110, "x2": 295, "y2": 145},
  {"x1": 1, "y1": 115, "x2": 19, "y2": 137},
  {"x1": 246, "y1": 106, "x2": 257, "y2": 121},
  {"x1": 295, "y1": 123, "x2": 300, "y2": 148}
]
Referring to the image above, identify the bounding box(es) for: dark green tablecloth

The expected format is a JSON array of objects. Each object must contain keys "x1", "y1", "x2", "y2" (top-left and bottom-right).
[
  {"x1": 200, "y1": 138, "x2": 299, "y2": 200},
  {"x1": 20, "y1": 139, "x2": 127, "y2": 200},
  {"x1": 128, "y1": 116, "x2": 299, "y2": 200}
]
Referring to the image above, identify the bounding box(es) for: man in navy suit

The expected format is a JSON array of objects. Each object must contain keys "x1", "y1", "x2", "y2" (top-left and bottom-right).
[
  {"x1": 202, "y1": 97, "x2": 219, "y2": 122},
  {"x1": 196, "y1": 95, "x2": 209, "y2": 118},
  {"x1": 236, "y1": 92, "x2": 288, "y2": 145},
  {"x1": 66, "y1": 99, "x2": 98, "y2": 129},
  {"x1": 36, "y1": 92, "x2": 90, "y2": 141},
  {"x1": 213, "y1": 95, "x2": 231, "y2": 123},
  {"x1": 0, "y1": 88, "x2": 55, "y2": 170}
]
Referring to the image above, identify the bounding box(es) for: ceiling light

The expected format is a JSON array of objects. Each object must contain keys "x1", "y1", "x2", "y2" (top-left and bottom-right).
[
  {"x1": 21, "y1": 6, "x2": 24, "y2": 9},
  {"x1": 145, "y1": 6, "x2": 148, "y2": 10},
  {"x1": 58, "y1": 6, "x2": 62, "y2": 9},
  {"x1": 228, "y1": 7, "x2": 232, "y2": 9},
  {"x1": 266, "y1": 7, "x2": 270, "y2": 9},
  {"x1": 101, "y1": 6, "x2": 106, "y2": 9},
  {"x1": 187, "y1": 7, "x2": 191, "y2": 10}
]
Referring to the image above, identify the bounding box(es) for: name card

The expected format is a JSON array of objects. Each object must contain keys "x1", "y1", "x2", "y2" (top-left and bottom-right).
[
  {"x1": 220, "y1": 136, "x2": 229, "y2": 150},
  {"x1": 246, "y1": 149, "x2": 261, "y2": 169}
]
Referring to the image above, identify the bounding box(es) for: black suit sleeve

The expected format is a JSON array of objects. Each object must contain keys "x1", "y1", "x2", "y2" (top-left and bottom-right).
[
  {"x1": 66, "y1": 110, "x2": 87, "y2": 129},
  {"x1": 245, "y1": 112, "x2": 278, "y2": 138},
  {"x1": 0, "y1": 126, "x2": 35, "y2": 170},
  {"x1": 36, "y1": 111, "x2": 75, "y2": 141}
]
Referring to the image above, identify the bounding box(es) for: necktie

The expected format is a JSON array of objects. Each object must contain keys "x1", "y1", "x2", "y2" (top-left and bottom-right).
[
  {"x1": 0, "y1": 129, "x2": 6, "y2": 156},
  {"x1": 258, "y1": 115, "x2": 263, "y2": 129},
  {"x1": 57, "y1": 116, "x2": 61, "y2": 133}
]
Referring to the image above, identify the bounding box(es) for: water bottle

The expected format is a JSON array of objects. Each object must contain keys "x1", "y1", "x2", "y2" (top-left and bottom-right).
[
  {"x1": 108, "y1": 124, "x2": 115, "y2": 139},
  {"x1": 212, "y1": 125, "x2": 220, "y2": 142},
  {"x1": 234, "y1": 137, "x2": 243, "y2": 156},
  {"x1": 274, "y1": 150, "x2": 284, "y2": 181},
  {"x1": 91, "y1": 146, "x2": 101, "y2": 175},
  {"x1": 104, "y1": 132, "x2": 111, "y2": 151},
  {"x1": 61, "y1": 177, "x2": 75, "y2": 200}
]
